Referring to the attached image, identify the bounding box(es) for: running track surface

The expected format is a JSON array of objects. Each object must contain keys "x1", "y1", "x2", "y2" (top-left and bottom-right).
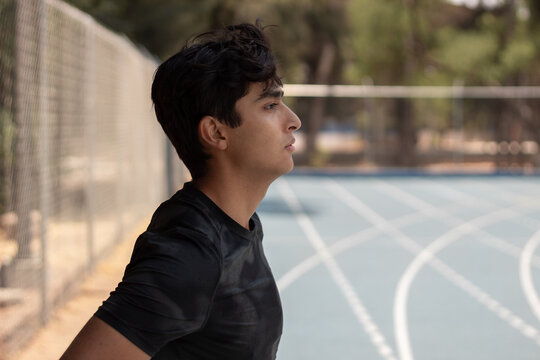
[{"x1": 257, "y1": 174, "x2": 540, "y2": 360}]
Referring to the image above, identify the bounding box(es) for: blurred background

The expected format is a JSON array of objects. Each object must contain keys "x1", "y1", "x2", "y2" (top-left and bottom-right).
[{"x1": 0, "y1": 0, "x2": 539, "y2": 358}]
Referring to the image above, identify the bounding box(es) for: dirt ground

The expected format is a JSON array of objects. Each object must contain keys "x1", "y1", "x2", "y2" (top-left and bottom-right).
[{"x1": 10, "y1": 220, "x2": 148, "y2": 360}]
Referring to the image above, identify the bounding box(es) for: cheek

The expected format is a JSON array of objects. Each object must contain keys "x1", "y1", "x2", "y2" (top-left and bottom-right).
[
  {"x1": 234, "y1": 115, "x2": 283, "y2": 152},
  {"x1": 247, "y1": 136, "x2": 273, "y2": 156},
  {"x1": 245, "y1": 122, "x2": 278, "y2": 145}
]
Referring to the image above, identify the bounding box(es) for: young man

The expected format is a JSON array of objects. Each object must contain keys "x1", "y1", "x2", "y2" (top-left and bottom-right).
[{"x1": 61, "y1": 22, "x2": 301, "y2": 359}]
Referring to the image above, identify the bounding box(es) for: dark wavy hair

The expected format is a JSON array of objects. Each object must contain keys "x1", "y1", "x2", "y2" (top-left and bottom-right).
[{"x1": 151, "y1": 22, "x2": 282, "y2": 180}]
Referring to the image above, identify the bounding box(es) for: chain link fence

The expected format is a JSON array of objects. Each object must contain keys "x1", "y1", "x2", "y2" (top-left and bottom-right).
[{"x1": 0, "y1": 0, "x2": 185, "y2": 357}]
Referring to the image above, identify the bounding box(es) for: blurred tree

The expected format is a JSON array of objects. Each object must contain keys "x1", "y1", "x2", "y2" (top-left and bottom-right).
[
  {"x1": 64, "y1": 0, "x2": 279, "y2": 59},
  {"x1": 65, "y1": 0, "x2": 350, "y2": 165},
  {"x1": 347, "y1": 0, "x2": 425, "y2": 165},
  {"x1": 64, "y1": 0, "x2": 215, "y2": 59},
  {"x1": 429, "y1": 0, "x2": 540, "y2": 166},
  {"x1": 347, "y1": 0, "x2": 540, "y2": 167},
  {"x1": 64, "y1": 0, "x2": 540, "y2": 167},
  {"x1": 270, "y1": 0, "x2": 348, "y2": 164}
]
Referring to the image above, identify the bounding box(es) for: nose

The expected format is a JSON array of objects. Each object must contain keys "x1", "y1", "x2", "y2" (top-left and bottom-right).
[{"x1": 286, "y1": 105, "x2": 301, "y2": 131}]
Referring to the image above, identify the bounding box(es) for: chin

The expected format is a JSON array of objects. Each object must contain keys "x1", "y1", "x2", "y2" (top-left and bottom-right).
[
  {"x1": 264, "y1": 158, "x2": 295, "y2": 179},
  {"x1": 281, "y1": 161, "x2": 295, "y2": 175}
]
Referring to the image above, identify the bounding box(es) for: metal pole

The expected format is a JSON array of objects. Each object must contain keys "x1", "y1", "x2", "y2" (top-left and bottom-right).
[
  {"x1": 362, "y1": 77, "x2": 375, "y2": 165},
  {"x1": 452, "y1": 79, "x2": 464, "y2": 166},
  {"x1": 14, "y1": 0, "x2": 36, "y2": 261},
  {"x1": 37, "y1": 0, "x2": 49, "y2": 325},
  {"x1": 83, "y1": 16, "x2": 95, "y2": 272}
]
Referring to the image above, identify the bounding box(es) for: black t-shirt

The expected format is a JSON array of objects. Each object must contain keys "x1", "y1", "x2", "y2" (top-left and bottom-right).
[{"x1": 95, "y1": 182, "x2": 283, "y2": 359}]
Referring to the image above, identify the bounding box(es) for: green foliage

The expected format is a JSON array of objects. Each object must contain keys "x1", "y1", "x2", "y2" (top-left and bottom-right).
[
  {"x1": 57, "y1": 0, "x2": 540, "y2": 164},
  {"x1": 64, "y1": 0, "x2": 301, "y2": 60},
  {"x1": 346, "y1": 0, "x2": 406, "y2": 84},
  {"x1": 57, "y1": 0, "x2": 540, "y2": 87},
  {"x1": 433, "y1": 27, "x2": 498, "y2": 78},
  {"x1": 347, "y1": 0, "x2": 540, "y2": 86},
  {"x1": 64, "y1": 0, "x2": 220, "y2": 59},
  {"x1": 501, "y1": 37, "x2": 535, "y2": 74}
]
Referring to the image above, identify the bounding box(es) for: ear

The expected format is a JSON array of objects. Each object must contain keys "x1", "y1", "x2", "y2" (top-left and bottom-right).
[{"x1": 198, "y1": 116, "x2": 228, "y2": 151}]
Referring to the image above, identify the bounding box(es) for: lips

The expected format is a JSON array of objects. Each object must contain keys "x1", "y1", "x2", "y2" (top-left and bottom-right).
[{"x1": 285, "y1": 138, "x2": 296, "y2": 152}]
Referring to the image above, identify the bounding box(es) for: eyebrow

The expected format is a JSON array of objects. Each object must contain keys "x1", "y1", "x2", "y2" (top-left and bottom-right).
[{"x1": 256, "y1": 87, "x2": 284, "y2": 101}]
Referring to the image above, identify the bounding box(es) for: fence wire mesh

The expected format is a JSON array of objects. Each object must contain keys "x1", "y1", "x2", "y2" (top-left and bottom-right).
[{"x1": 0, "y1": 0, "x2": 184, "y2": 357}]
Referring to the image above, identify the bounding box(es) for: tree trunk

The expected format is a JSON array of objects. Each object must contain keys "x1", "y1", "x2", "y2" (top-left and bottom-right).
[
  {"x1": 305, "y1": 42, "x2": 336, "y2": 164},
  {"x1": 394, "y1": 98, "x2": 416, "y2": 166},
  {"x1": 397, "y1": 0, "x2": 419, "y2": 167}
]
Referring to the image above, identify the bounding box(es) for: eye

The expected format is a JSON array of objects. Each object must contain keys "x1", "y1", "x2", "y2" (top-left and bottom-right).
[{"x1": 264, "y1": 102, "x2": 279, "y2": 110}]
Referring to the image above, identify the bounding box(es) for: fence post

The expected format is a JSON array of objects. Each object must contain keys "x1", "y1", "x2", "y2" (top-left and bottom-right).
[
  {"x1": 37, "y1": 0, "x2": 50, "y2": 325},
  {"x1": 14, "y1": 0, "x2": 37, "y2": 261},
  {"x1": 452, "y1": 79, "x2": 464, "y2": 166},
  {"x1": 11, "y1": 0, "x2": 40, "y2": 295},
  {"x1": 83, "y1": 16, "x2": 96, "y2": 272}
]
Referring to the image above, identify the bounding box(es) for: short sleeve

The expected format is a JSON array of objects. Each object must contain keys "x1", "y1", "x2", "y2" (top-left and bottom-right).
[{"x1": 94, "y1": 228, "x2": 221, "y2": 356}]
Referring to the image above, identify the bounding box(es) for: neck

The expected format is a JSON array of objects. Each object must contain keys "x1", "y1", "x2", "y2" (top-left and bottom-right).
[{"x1": 193, "y1": 172, "x2": 271, "y2": 230}]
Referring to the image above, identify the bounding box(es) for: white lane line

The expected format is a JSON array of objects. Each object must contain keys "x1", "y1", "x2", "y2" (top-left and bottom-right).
[
  {"x1": 325, "y1": 180, "x2": 540, "y2": 360},
  {"x1": 277, "y1": 228, "x2": 376, "y2": 292},
  {"x1": 460, "y1": 180, "x2": 533, "y2": 205},
  {"x1": 277, "y1": 179, "x2": 398, "y2": 360},
  {"x1": 459, "y1": 179, "x2": 540, "y2": 231},
  {"x1": 415, "y1": 180, "x2": 540, "y2": 274},
  {"x1": 394, "y1": 209, "x2": 540, "y2": 360},
  {"x1": 374, "y1": 180, "x2": 540, "y2": 268},
  {"x1": 372, "y1": 179, "x2": 540, "y2": 345},
  {"x1": 278, "y1": 210, "x2": 433, "y2": 291},
  {"x1": 277, "y1": 198, "x2": 483, "y2": 292},
  {"x1": 520, "y1": 229, "x2": 540, "y2": 324}
]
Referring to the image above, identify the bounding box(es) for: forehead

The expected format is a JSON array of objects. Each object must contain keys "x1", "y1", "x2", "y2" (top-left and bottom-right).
[{"x1": 245, "y1": 81, "x2": 283, "y2": 101}]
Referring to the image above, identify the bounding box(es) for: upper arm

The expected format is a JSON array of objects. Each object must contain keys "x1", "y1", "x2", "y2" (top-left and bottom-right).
[
  {"x1": 60, "y1": 316, "x2": 150, "y2": 360},
  {"x1": 67, "y1": 230, "x2": 221, "y2": 356}
]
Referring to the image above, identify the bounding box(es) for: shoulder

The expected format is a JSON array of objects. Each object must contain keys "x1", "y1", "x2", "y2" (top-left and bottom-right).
[
  {"x1": 146, "y1": 183, "x2": 223, "y2": 237},
  {"x1": 129, "y1": 226, "x2": 222, "y2": 280},
  {"x1": 126, "y1": 185, "x2": 227, "y2": 276},
  {"x1": 107, "y1": 224, "x2": 223, "y2": 321}
]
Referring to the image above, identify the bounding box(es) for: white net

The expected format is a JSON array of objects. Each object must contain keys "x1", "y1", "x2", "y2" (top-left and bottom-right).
[{"x1": 284, "y1": 84, "x2": 540, "y2": 170}]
